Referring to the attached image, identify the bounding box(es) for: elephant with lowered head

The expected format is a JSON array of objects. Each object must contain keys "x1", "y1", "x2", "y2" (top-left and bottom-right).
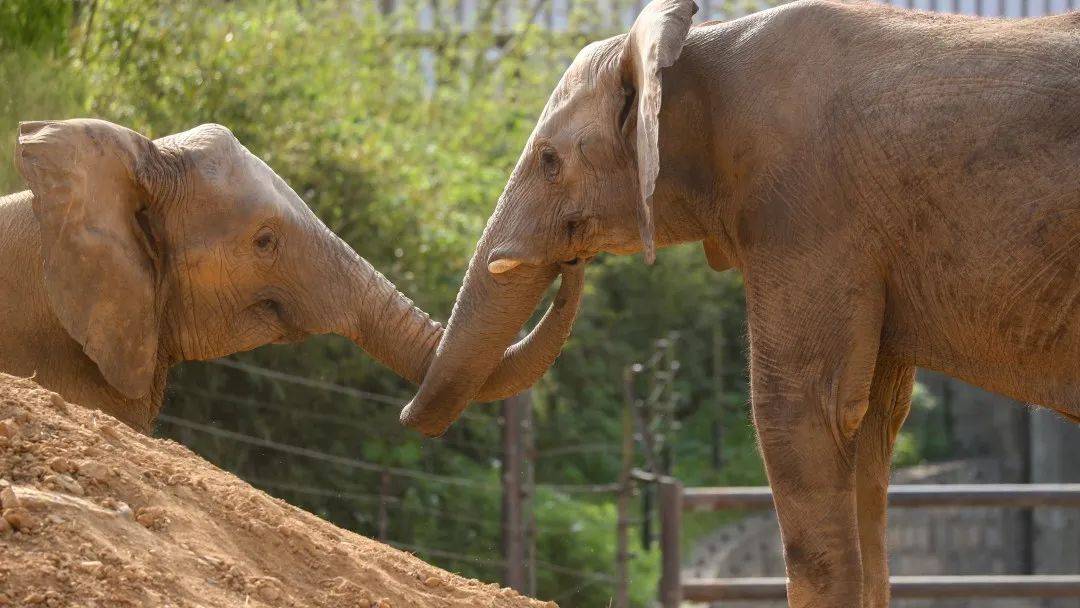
[
  {"x1": 401, "y1": 1, "x2": 1080, "y2": 606},
  {"x1": 0, "y1": 118, "x2": 582, "y2": 432}
]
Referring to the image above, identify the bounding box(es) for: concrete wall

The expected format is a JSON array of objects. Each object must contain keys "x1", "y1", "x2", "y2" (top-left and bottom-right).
[{"x1": 920, "y1": 371, "x2": 1080, "y2": 596}]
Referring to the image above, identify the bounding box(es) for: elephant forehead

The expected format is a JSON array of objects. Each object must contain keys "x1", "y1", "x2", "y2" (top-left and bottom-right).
[
  {"x1": 188, "y1": 155, "x2": 299, "y2": 218},
  {"x1": 567, "y1": 36, "x2": 623, "y2": 87},
  {"x1": 537, "y1": 38, "x2": 623, "y2": 133}
]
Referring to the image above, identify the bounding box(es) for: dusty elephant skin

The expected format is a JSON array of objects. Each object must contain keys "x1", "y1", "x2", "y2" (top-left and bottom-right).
[
  {"x1": 0, "y1": 118, "x2": 584, "y2": 432},
  {"x1": 402, "y1": 1, "x2": 1080, "y2": 606}
]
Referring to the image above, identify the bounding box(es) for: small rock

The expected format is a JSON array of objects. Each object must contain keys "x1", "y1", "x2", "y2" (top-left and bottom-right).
[
  {"x1": 0, "y1": 516, "x2": 11, "y2": 535},
  {"x1": 0, "y1": 487, "x2": 19, "y2": 510},
  {"x1": 47, "y1": 457, "x2": 75, "y2": 474},
  {"x1": 45, "y1": 474, "x2": 83, "y2": 497},
  {"x1": 3, "y1": 507, "x2": 37, "y2": 531},
  {"x1": 115, "y1": 502, "x2": 133, "y2": 520},
  {"x1": 48, "y1": 393, "x2": 68, "y2": 414},
  {"x1": 135, "y1": 506, "x2": 168, "y2": 530},
  {"x1": 77, "y1": 561, "x2": 103, "y2": 573},
  {"x1": 0, "y1": 419, "x2": 18, "y2": 439},
  {"x1": 77, "y1": 461, "x2": 110, "y2": 482},
  {"x1": 166, "y1": 473, "x2": 188, "y2": 486},
  {"x1": 423, "y1": 577, "x2": 442, "y2": 588},
  {"x1": 256, "y1": 583, "x2": 280, "y2": 602},
  {"x1": 27, "y1": 464, "x2": 48, "y2": 479},
  {"x1": 22, "y1": 592, "x2": 45, "y2": 605},
  {"x1": 99, "y1": 422, "x2": 123, "y2": 441}
]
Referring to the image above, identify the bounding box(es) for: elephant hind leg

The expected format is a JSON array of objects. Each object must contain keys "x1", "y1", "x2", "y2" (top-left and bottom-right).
[{"x1": 855, "y1": 361, "x2": 915, "y2": 608}]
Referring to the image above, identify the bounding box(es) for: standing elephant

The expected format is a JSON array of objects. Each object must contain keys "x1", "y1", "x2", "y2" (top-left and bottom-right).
[
  {"x1": 0, "y1": 118, "x2": 583, "y2": 432},
  {"x1": 400, "y1": 1, "x2": 1080, "y2": 606}
]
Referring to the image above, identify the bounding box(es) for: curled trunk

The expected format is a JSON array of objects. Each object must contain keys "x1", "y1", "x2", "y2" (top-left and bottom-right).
[
  {"x1": 399, "y1": 231, "x2": 576, "y2": 437},
  {"x1": 473, "y1": 262, "x2": 584, "y2": 402},
  {"x1": 316, "y1": 231, "x2": 583, "y2": 407}
]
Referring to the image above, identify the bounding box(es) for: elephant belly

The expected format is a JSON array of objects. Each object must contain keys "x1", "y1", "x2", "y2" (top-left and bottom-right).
[{"x1": 896, "y1": 262, "x2": 1080, "y2": 421}]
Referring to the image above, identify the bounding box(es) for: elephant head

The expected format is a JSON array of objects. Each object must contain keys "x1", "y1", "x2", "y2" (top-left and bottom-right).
[
  {"x1": 401, "y1": 0, "x2": 698, "y2": 436},
  {"x1": 14, "y1": 118, "x2": 582, "y2": 417}
]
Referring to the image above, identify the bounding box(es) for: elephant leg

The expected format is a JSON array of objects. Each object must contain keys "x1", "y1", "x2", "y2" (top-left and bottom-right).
[
  {"x1": 855, "y1": 360, "x2": 914, "y2": 608},
  {"x1": 746, "y1": 272, "x2": 884, "y2": 607}
]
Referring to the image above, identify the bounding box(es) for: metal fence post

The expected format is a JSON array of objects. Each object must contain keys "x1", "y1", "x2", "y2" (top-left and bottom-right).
[{"x1": 659, "y1": 477, "x2": 683, "y2": 608}]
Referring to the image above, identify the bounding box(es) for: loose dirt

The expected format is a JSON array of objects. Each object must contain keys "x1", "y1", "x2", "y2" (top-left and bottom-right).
[{"x1": 0, "y1": 373, "x2": 556, "y2": 608}]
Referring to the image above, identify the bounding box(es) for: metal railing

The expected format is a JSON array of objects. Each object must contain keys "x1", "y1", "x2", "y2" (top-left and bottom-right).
[{"x1": 657, "y1": 479, "x2": 1080, "y2": 606}]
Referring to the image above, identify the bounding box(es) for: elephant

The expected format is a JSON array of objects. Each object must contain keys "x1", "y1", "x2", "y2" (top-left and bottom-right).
[
  {"x1": 0, "y1": 118, "x2": 583, "y2": 433},
  {"x1": 399, "y1": 1, "x2": 1080, "y2": 605}
]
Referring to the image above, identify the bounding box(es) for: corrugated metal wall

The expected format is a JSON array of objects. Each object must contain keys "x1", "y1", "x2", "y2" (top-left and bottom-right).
[{"x1": 369, "y1": 0, "x2": 1079, "y2": 32}]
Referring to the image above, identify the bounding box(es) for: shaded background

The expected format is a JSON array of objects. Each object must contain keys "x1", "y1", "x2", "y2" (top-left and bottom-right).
[{"x1": 1, "y1": 1, "x2": 1077, "y2": 606}]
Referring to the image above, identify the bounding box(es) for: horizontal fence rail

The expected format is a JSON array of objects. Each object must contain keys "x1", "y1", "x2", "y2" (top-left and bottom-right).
[
  {"x1": 683, "y1": 483, "x2": 1080, "y2": 510},
  {"x1": 657, "y1": 479, "x2": 1080, "y2": 606},
  {"x1": 682, "y1": 575, "x2": 1080, "y2": 601}
]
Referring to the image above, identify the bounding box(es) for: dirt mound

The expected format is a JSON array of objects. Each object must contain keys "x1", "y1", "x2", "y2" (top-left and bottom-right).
[{"x1": 0, "y1": 373, "x2": 555, "y2": 608}]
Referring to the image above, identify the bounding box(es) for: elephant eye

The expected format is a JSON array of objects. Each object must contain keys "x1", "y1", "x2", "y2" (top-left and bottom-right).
[
  {"x1": 253, "y1": 227, "x2": 278, "y2": 255},
  {"x1": 565, "y1": 215, "x2": 593, "y2": 244},
  {"x1": 565, "y1": 217, "x2": 580, "y2": 240},
  {"x1": 261, "y1": 298, "x2": 283, "y2": 317},
  {"x1": 539, "y1": 146, "x2": 561, "y2": 182}
]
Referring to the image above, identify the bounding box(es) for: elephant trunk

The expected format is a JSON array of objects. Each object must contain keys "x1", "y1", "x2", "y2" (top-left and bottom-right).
[
  {"x1": 399, "y1": 230, "x2": 570, "y2": 437},
  {"x1": 329, "y1": 235, "x2": 444, "y2": 386},
  {"x1": 474, "y1": 261, "x2": 584, "y2": 402},
  {"x1": 315, "y1": 228, "x2": 583, "y2": 405}
]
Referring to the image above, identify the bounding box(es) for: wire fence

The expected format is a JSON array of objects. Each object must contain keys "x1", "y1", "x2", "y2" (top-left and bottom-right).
[
  {"x1": 163, "y1": 355, "x2": 633, "y2": 601},
  {"x1": 160, "y1": 408, "x2": 628, "y2": 495}
]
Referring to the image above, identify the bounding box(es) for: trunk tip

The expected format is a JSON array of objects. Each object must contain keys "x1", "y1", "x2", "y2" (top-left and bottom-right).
[{"x1": 399, "y1": 399, "x2": 452, "y2": 438}]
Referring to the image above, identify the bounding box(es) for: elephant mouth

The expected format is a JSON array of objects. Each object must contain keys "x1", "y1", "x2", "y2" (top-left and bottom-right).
[
  {"x1": 562, "y1": 255, "x2": 594, "y2": 268},
  {"x1": 272, "y1": 327, "x2": 309, "y2": 344}
]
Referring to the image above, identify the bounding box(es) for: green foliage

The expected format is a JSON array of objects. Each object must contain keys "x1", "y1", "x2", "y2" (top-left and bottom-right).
[
  {"x1": 0, "y1": 0, "x2": 72, "y2": 54},
  {"x1": 893, "y1": 381, "x2": 951, "y2": 467},
  {"x1": 0, "y1": 0, "x2": 83, "y2": 192},
  {"x1": 534, "y1": 489, "x2": 660, "y2": 604}
]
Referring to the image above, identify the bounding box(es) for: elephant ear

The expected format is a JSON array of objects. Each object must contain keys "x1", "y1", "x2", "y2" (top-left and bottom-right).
[
  {"x1": 620, "y1": 0, "x2": 697, "y2": 264},
  {"x1": 15, "y1": 119, "x2": 162, "y2": 399}
]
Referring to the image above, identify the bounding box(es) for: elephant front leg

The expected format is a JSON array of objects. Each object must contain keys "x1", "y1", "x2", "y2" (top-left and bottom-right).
[
  {"x1": 855, "y1": 361, "x2": 914, "y2": 608},
  {"x1": 747, "y1": 273, "x2": 884, "y2": 607}
]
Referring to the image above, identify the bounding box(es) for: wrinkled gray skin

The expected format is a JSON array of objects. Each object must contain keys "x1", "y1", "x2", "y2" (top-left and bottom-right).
[
  {"x1": 402, "y1": 1, "x2": 1080, "y2": 606},
  {"x1": 0, "y1": 118, "x2": 583, "y2": 432}
]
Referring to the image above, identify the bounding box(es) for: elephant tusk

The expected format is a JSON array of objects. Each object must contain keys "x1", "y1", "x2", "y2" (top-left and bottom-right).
[{"x1": 488, "y1": 258, "x2": 522, "y2": 274}]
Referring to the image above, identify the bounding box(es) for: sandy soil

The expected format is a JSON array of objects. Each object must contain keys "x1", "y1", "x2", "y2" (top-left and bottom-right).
[{"x1": 0, "y1": 373, "x2": 556, "y2": 608}]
